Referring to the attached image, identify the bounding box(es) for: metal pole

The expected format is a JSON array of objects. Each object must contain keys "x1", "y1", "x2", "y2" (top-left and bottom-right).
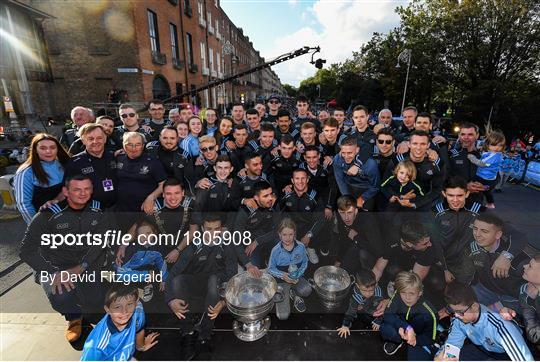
[{"x1": 400, "y1": 51, "x2": 411, "y2": 114}]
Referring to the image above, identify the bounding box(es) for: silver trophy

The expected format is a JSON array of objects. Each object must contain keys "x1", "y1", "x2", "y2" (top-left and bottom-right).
[
  {"x1": 221, "y1": 271, "x2": 283, "y2": 341},
  {"x1": 311, "y1": 266, "x2": 354, "y2": 310}
]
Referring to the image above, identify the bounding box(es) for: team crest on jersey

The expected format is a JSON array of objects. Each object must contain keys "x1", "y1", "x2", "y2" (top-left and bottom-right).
[
  {"x1": 116, "y1": 162, "x2": 123, "y2": 169},
  {"x1": 441, "y1": 220, "x2": 450, "y2": 226},
  {"x1": 426, "y1": 170, "x2": 433, "y2": 175},
  {"x1": 305, "y1": 206, "x2": 311, "y2": 211},
  {"x1": 484, "y1": 337, "x2": 495, "y2": 347},
  {"x1": 81, "y1": 166, "x2": 94, "y2": 174},
  {"x1": 139, "y1": 166, "x2": 150, "y2": 175},
  {"x1": 91, "y1": 219, "x2": 98, "y2": 226},
  {"x1": 56, "y1": 223, "x2": 69, "y2": 230}
]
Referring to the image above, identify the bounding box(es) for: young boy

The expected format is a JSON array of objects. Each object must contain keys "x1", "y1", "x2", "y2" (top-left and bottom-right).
[
  {"x1": 268, "y1": 218, "x2": 312, "y2": 319},
  {"x1": 380, "y1": 271, "x2": 439, "y2": 360},
  {"x1": 81, "y1": 284, "x2": 159, "y2": 361},
  {"x1": 337, "y1": 269, "x2": 386, "y2": 338}
]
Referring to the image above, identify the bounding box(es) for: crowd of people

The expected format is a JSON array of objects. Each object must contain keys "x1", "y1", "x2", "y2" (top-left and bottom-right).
[{"x1": 12, "y1": 94, "x2": 540, "y2": 361}]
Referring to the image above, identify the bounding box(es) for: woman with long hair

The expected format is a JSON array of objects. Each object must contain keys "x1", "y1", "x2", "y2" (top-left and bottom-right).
[
  {"x1": 14, "y1": 133, "x2": 70, "y2": 223},
  {"x1": 180, "y1": 116, "x2": 203, "y2": 157},
  {"x1": 213, "y1": 116, "x2": 234, "y2": 151}
]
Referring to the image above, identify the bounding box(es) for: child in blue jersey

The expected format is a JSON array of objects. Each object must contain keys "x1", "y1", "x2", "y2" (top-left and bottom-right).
[
  {"x1": 380, "y1": 271, "x2": 439, "y2": 360},
  {"x1": 81, "y1": 285, "x2": 159, "y2": 361},
  {"x1": 337, "y1": 269, "x2": 387, "y2": 338},
  {"x1": 115, "y1": 220, "x2": 168, "y2": 303},
  {"x1": 268, "y1": 218, "x2": 312, "y2": 319},
  {"x1": 467, "y1": 131, "x2": 506, "y2": 209},
  {"x1": 436, "y1": 281, "x2": 533, "y2": 361}
]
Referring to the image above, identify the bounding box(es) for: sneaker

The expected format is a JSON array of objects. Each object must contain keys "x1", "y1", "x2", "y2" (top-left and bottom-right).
[
  {"x1": 141, "y1": 284, "x2": 154, "y2": 302},
  {"x1": 65, "y1": 318, "x2": 82, "y2": 342},
  {"x1": 386, "y1": 281, "x2": 395, "y2": 297},
  {"x1": 306, "y1": 247, "x2": 319, "y2": 264},
  {"x1": 383, "y1": 341, "x2": 404, "y2": 356},
  {"x1": 486, "y1": 203, "x2": 496, "y2": 209},
  {"x1": 290, "y1": 289, "x2": 306, "y2": 313},
  {"x1": 319, "y1": 248, "x2": 330, "y2": 257}
]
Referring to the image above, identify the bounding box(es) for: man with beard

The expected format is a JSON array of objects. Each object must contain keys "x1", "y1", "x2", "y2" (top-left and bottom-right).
[{"x1": 146, "y1": 126, "x2": 190, "y2": 187}]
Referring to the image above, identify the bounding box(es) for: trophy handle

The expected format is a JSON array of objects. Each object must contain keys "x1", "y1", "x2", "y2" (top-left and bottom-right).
[
  {"x1": 349, "y1": 275, "x2": 356, "y2": 286},
  {"x1": 218, "y1": 282, "x2": 227, "y2": 298}
]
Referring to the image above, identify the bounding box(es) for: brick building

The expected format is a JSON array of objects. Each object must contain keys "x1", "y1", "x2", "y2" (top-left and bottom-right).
[{"x1": 1, "y1": 0, "x2": 283, "y2": 129}]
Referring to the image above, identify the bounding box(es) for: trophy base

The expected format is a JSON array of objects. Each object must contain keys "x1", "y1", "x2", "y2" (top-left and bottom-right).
[{"x1": 232, "y1": 317, "x2": 271, "y2": 342}]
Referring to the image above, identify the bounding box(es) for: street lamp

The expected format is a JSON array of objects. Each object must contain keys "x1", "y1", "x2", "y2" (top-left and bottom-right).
[{"x1": 396, "y1": 49, "x2": 412, "y2": 114}]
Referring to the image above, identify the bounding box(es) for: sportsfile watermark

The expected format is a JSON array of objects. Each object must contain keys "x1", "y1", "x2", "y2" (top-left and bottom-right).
[{"x1": 40, "y1": 230, "x2": 253, "y2": 248}]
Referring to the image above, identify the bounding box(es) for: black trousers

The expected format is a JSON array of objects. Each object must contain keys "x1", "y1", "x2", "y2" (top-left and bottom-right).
[{"x1": 168, "y1": 273, "x2": 224, "y2": 339}]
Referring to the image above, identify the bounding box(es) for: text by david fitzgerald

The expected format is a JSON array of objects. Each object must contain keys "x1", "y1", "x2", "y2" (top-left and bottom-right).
[{"x1": 40, "y1": 270, "x2": 163, "y2": 286}]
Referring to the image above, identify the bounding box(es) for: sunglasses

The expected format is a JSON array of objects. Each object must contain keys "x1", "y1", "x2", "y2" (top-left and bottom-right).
[
  {"x1": 121, "y1": 113, "x2": 136, "y2": 119},
  {"x1": 200, "y1": 146, "x2": 216, "y2": 152},
  {"x1": 446, "y1": 304, "x2": 473, "y2": 316},
  {"x1": 269, "y1": 100, "x2": 280, "y2": 104},
  {"x1": 377, "y1": 139, "x2": 393, "y2": 145}
]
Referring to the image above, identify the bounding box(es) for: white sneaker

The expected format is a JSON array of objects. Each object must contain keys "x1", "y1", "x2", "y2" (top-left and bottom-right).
[
  {"x1": 140, "y1": 284, "x2": 154, "y2": 302},
  {"x1": 306, "y1": 247, "x2": 319, "y2": 264}
]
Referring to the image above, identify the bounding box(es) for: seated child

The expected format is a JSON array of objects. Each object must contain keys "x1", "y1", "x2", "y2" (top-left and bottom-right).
[
  {"x1": 467, "y1": 130, "x2": 505, "y2": 208},
  {"x1": 81, "y1": 284, "x2": 159, "y2": 361},
  {"x1": 499, "y1": 255, "x2": 540, "y2": 351},
  {"x1": 380, "y1": 271, "x2": 439, "y2": 360},
  {"x1": 337, "y1": 269, "x2": 387, "y2": 338},
  {"x1": 115, "y1": 220, "x2": 168, "y2": 302},
  {"x1": 268, "y1": 218, "x2": 312, "y2": 319},
  {"x1": 381, "y1": 159, "x2": 424, "y2": 211}
]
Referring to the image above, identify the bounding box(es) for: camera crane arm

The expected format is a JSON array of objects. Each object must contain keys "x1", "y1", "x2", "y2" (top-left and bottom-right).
[{"x1": 159, "y1": 46, "x2": 321, "y2": 105}]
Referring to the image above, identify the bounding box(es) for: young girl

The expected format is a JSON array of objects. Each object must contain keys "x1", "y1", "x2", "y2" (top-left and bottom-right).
[
  {"x1": 380, "y1": 160, "x2": 424, "y2": 212},
  {"x1": 14, "y1": 133, "x2": 70, "y2": 224},
  {"x1": 175, "y1": 121, "x2": 189, "y2": 147},
  {"x1": 268, "y1": 218, "x2": 312, "y2": 319},
  {"x1": 115, "y1": 220, "x2": 168, "y2": 303},
  {"x1": 214, "y1": 116, "x2": 234, "y2": 151},
  {"x1": 181, "y1": 116, "x2": 203, "y2": 157},
  {"x1": 467, "y1": 130, "x2": 506, "y2": 208}
]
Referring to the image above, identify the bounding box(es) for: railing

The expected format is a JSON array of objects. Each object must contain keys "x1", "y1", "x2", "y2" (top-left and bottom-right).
[
  {"x1": 198, "y1": 17, "x2": 206, "y2": 27},
  {"x1": 216, "y1": 31, "x2": 221, "y2": 41},
  {"x1": 184, "y1": 5, "x2": 192, "y2": 17},
  {"x1": 151, "y1": 51, "x2": 167, "y2": 65},
  {"x1": 189, "y1": 63, "x2": 198, "y2": 73},
  {"x1": 208, "y1": 25, "x2": 214, "y2": 35}
]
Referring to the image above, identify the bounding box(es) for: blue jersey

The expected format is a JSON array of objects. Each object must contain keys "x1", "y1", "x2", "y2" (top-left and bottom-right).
[
  {"x1": 114, "y1": 245, "x2": 168, "y2": 282},
  {"x1": 14, "y1": 160, "x2": 64, "y2": 224},
  {"x1": 476, "y1": 151, "x2": 503, "y2": 180},
  {"x1": 444, "y1": 304, "x2": 533, "y2": 361},
  {"x1": 81, "y1": 302, "x2": 145, "y2": 361},
  {"x1": 268, "y1": 240, "x2": 308, "y2": 280}
]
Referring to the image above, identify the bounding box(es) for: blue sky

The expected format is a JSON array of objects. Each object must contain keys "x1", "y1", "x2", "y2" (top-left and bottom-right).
[{"x1": 221, "y1": 0, "x2": 408, "y2": 87}]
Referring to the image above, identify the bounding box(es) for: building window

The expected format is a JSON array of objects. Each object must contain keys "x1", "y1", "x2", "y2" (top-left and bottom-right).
[
  {"x1": 169, "y1": 23, "x2": 179, "y2": 60},
  {"x1": 147, "y1": 9, "x2": 160, "y2": 52},
  {"x1": 209, "y1": 47, "x2": 214, "y2": 71},
  {"x1": 198, "y1": 1, "x2": 203, "y2": 19},
  {"x1": 200, "y1": 41, "x2": 207, "y2": 68},
  {"x1": 186, "y1": 32, "x2": 194, "y2": 65}
]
